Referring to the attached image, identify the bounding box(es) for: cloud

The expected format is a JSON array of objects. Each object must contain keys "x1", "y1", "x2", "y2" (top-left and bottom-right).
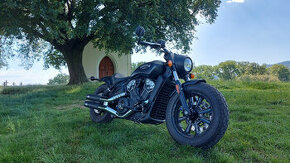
[{"x1": 226, "y1": 0, "x2": 245, "y2": 3}]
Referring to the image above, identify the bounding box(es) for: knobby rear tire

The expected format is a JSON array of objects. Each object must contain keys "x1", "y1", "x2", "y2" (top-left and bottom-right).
[{"x1": 90, "y1": 84, "x2": 113, "y2": 123}]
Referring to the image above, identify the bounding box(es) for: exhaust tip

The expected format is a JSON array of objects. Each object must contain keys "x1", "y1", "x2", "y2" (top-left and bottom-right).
[{"x1": 84, "y1": 101, "x2": 101, "y2": 109}]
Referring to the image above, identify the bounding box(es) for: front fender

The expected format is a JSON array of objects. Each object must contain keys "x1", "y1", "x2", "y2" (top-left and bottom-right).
[
  {"x1": 182, "y1": 79, "x2": 206, "y2": 93},
  {"x1": 169, "y1": 79, "x2": 206, "y2": 97}
]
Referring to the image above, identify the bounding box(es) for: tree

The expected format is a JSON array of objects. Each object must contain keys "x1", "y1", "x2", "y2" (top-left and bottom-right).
[
  {"x1": 47, "y1": 73, "x2": 69, "y2": 85},
  {"x1": 0, "y1": 0, "x2": 221, "y2": 84},
  {"x1": 269, "y1": 64, "x2": 290, "y2": 81},
  {"x1": 0, "y1": 56, "x2": 7, "y2": 69},
  {"x1": 236, "y1": 61, "x2": 250, "y2": 76},
  {"x1": 192, "y1": 65, "x2": 215, "y2": 80},
  {"x1": 245, "y1": 63, "x2": 267, "y2": 75},
  {"x1": 215, "y1": 61, "x2": 239, "y2": 80}
]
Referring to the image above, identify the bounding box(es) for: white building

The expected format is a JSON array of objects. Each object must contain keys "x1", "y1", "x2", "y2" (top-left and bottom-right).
[{"x1": 82, "y1": 43, "x2": 131, "y2": 79}]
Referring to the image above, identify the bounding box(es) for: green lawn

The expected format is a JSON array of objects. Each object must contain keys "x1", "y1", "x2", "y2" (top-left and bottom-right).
[{"x1": 0, "y1": 81, "x2": 289, "y2": 162}]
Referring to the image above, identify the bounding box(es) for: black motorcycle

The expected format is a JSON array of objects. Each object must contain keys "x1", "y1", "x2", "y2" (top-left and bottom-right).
[{"x1": 84, "y1": 26, "x2": 229, "y2": 149}]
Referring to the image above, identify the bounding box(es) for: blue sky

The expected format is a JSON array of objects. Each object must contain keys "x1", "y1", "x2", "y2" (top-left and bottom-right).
[
  {"x1": 191, "y1": 0, "x2": 290, "y2": 65},
  {"x1": 1, "y1": 0, "x2": 289, "y2": 85}
]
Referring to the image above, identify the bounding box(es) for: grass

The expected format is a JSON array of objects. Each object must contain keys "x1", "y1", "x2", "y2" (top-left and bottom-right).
[{"x1": 0, "y1": 81, "x2": 289, "y2": 162}]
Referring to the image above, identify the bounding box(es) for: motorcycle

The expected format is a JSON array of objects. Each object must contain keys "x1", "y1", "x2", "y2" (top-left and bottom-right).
[{"x1": 84, "y1": 26, "x2": 229, "y2": 149}]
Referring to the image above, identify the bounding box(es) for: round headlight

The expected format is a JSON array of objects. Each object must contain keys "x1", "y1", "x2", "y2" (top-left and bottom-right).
[{"x1": 184, "y1": 58, "x2": 193, "y2": 72}]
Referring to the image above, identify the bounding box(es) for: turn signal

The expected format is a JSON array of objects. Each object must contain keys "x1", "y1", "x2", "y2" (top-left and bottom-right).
[
  {"x1": 168, "y1": 60, "x2": 173, "y2": 67},
  {"x1": 175, "y1": 85, "x2": 180, "y2": 94},
  {"x1": 190, "y1": 73, "x2": 195, "y2": 79}
]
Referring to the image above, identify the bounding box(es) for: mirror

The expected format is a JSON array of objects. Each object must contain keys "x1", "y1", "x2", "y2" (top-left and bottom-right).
[{"x1": 135, "y1": 26, "x2": 145, "y2": 37}]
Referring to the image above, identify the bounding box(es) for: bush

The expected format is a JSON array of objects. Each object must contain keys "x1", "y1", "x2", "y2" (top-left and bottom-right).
[
  {"x1": 192, "y1": 65, "x2": 215, "y2": 80},
  {"x1": 237, "y1": 74, "x2": 280, "y2": 82},
  {"x1": 0, "y1": 85, "x2": 45, "y2": 95},
  {"x1": 48, "y1": 73, "x2": 69, "y2": 85},
  {"x1": 215, "y1": 61, "x2": 239, "y2": 80},
  {"x1": 268, "y1": 64, "x2": 290, "y2": 81}
]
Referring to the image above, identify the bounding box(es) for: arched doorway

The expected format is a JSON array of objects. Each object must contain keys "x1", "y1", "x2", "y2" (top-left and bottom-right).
[{"x1": 99, "y1": 56, "x2": 115, "y2": 78}]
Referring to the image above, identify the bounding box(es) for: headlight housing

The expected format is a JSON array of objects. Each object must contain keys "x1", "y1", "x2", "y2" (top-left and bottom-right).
[{"x1": 173, "y1": 54, "x2": 193, "y2": 77}]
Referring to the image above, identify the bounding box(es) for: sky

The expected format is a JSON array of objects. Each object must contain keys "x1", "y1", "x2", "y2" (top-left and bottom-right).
[{"x1": 1, "y1": 0, "x2": 290, "y2": 85}]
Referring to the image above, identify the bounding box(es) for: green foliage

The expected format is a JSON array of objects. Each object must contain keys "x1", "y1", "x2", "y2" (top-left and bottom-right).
[
  {"x1": 237, "y1": 74, "x2": 280, "y2": 82},
  {"x1": 192, "y1": 61, "x2": 289, "y2": 82},
  {"x1": 43, "y1": 50, "x2": 66, "y2": 70},
  {"x1": 47, "y1": 73, "x2": 69, "y2": 85},
  {"x1": 0, "y1": 58, "x2": 7, "y2": 69},
  {"x1": 236, "y1": 61, "x2": 249, "y2": 76},
  {"x1": 0, "y1": 38, "x2": 7, "y2": 69},
  {"x1": 0, "y1": 82, "x2": 289, "y2": 162},
  {"x1": 215, "y1": 61, "x2": 239, "y2": 80},
  {"x1": 131, "y1": 62, "x2": 146, "y2": 72},
  {"x1": 245, "y1": 63, "x2": 267, "y2": 75},
  {"x1": 192, "y1": 65, "x2": 215, "y2": 80},
  {"x1": 269, "y1": 64, "x2": 290, "y2": 81},
  {"x1": 0, "y1": 85, "x2": 44, "y2": 95},
  {"x1": 0, "y1": 0, "x2": 221, "y2": 69}
]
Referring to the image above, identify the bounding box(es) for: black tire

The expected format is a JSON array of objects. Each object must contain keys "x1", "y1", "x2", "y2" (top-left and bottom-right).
[
  {"x1": 90, "y1": 84, "x2": 113, "y2": 123},
  {"x1": 166, "y1": 82, "x2": 229, "y2": 149}
]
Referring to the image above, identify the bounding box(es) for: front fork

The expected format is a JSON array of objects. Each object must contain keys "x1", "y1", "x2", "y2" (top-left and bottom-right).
[{"x1": 171, "y1": 67, "x2": 193, "y2": 116}]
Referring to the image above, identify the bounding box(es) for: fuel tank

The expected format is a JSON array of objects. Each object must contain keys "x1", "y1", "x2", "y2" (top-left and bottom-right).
[{"x1": 131, "y1": 60, "x2": 165, "y2": 79}]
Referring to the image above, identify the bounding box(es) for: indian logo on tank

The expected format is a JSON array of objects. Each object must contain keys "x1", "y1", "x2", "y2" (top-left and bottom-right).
[{"x1": 140, "y1": 63, "x2": 151, "y2": 70}]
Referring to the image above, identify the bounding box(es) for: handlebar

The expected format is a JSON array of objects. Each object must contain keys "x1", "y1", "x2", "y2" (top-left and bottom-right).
[
  {"x1": 138, "y1": 41, "x2": 161, "y2": 49},
  {"x1": 138, "y1": 40, "x2": 172, "y2": 61}
]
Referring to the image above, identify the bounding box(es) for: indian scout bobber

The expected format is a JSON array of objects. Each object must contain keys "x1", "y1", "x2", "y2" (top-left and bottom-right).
[{"x1": 84, "y1": 26, "x2": 229, "y2": 149}]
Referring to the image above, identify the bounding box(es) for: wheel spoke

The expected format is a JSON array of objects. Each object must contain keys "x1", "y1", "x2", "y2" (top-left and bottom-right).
[
  {"x1": 194, "y1": 122, "x2": 200, "y2": 135},
  {"x1": 189, "y1": 97, "x2": 194, "y2": 107},
  {"x1": 174, "y1": 94, "x2": 213, "y2": 136},
  {"x1": 195, "y1": 97, "x2": 203, "y2": 109},
  {"x1": 178, "y1": 117, "x2": 187, "y2": 122},
  {"x1": 199, "y1": 109, "x2": 212, "y2": 114},
  {"x1": 185, "y1": 122, "x2": 192, "y2": 134},
  {"x1": 199, "y1": 118, "x2": 210, "y2": 124}
]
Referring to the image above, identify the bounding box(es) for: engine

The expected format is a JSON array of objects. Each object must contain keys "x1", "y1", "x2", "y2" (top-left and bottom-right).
[
  {"x1": 115, "y1": 78, "x2": 155, "y2": 116},
  {"x1": 127, "y1": 78, "x2": 155, "y2": 106}
]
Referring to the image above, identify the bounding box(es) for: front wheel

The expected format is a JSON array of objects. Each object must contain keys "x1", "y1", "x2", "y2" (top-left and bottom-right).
[{"x1": 166, "y1": 82, "x2": 229, "y2": 149}]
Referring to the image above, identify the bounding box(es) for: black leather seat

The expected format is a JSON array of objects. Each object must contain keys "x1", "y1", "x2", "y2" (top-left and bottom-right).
[
  {"x1": 112, "y1": 73, "x2": 130, "y2": 84},
  {"x1": 101, "y1": 73, "x2": 129, "y2": 86}
]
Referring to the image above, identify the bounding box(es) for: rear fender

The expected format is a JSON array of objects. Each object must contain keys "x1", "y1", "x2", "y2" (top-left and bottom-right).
[{"x1": 100, "y1": 76, "x2": 113, "y2": 86}]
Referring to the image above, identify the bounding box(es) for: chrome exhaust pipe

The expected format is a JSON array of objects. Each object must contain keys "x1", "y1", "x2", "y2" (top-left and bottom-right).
[
  {"x1": 86, "y1": 93, "x2": 126, "y2": 102},
  {"x1": 84, "y1": 101, "x2": 132, "y2": 118}
]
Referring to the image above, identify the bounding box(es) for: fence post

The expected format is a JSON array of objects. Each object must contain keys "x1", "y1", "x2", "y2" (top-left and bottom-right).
[{"x1": 3, "y1": 80, "x2": 8, "y2": 87}]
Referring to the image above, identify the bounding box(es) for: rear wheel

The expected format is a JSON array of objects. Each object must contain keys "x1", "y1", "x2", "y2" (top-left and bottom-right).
[
  {"x1": 90, "y1": 84, "x2": 113, "y2": 123},
  {"x1": 166, "y1": 82, "x2": 229, "y2": 149}
]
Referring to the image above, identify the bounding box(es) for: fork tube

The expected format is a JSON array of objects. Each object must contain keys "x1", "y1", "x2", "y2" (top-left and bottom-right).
[{"x1": 172, "y1": 67, "x2": 191, "y2": 115}]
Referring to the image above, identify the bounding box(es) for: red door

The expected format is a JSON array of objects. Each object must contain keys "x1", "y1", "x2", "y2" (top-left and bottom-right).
[{"x1": 99, "y1": 56, "x2": 114, "y2": 78}]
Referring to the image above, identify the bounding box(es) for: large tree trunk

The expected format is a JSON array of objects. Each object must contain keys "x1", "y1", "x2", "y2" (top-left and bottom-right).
[{"x1": 61, "y1": 44, "x2": 89, "y2": 85}]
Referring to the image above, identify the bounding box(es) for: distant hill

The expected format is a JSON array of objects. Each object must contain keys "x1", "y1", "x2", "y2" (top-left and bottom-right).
[{"x1": 267, "y1": 61, "x2": 290, "y2": 69}]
